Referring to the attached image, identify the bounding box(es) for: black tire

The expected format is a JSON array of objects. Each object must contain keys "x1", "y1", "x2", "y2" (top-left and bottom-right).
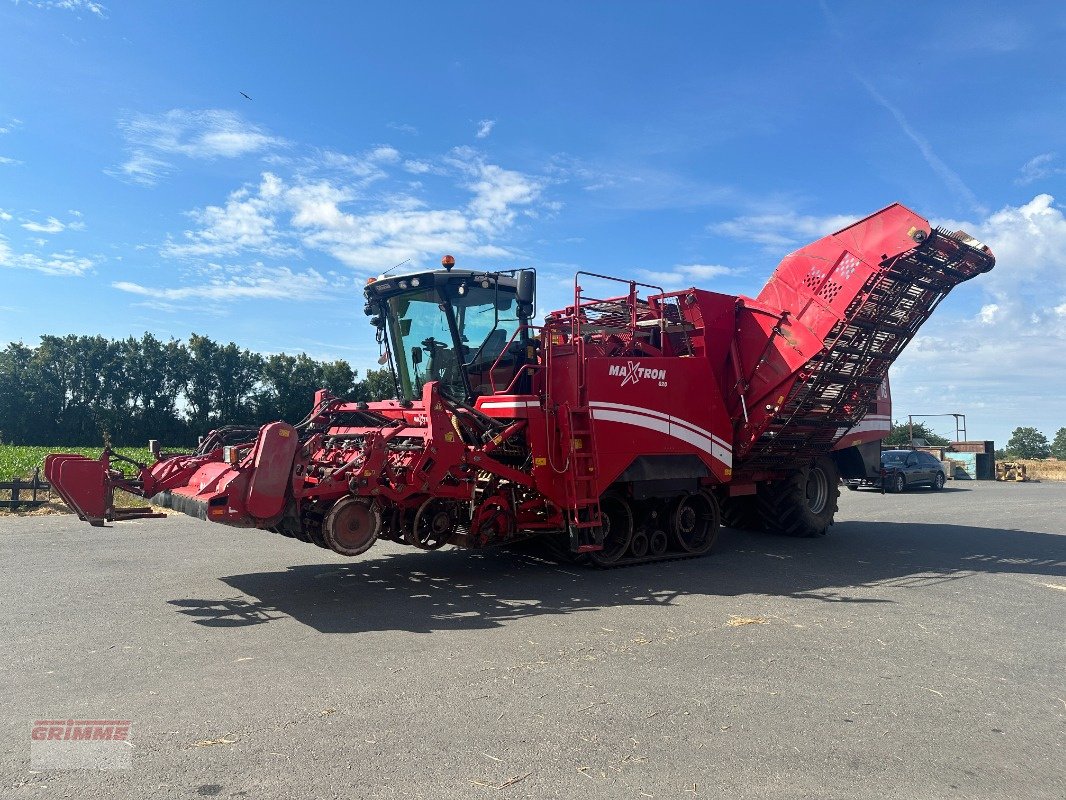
[
  {"x1": 719, "y1": 493, "x2": 762, "y2": 531},
  {"x1": 892, "y1": 473, "x2": 906, "y2": 493},
  {"x1": 845, "y1": 483, "x2": 859, "y2": 492},
  {"x1": 588, "y1": 494, "x2": 634, "y2": 567},
  {"x1": 629, "y1": 530, "x2": 649, "y2": 559},
  {"x1": 671, "y1": 491, "x2": 720, "y2": 554},
  {"x1": 931, "y1": 471, "x2": 945, "y2": 491},
  {"x1": 756, "y1": 456, "x2": 840, "y2": 538},
  {"x1": 649, "y1": 529, "x2": 669, "y2": 557}
]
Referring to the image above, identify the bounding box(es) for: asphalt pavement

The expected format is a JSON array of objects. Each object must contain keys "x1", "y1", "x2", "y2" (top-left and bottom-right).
[{"x1": 1, "y1": 480, "x2": 1064, "y2": 799}]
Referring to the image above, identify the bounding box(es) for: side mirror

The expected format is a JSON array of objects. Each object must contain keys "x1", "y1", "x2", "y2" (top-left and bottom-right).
[
  {"x1": 516, "y1": 270, "x2": 534, "y2": 305},
  {"x1": 411, "y1": 346, "x2": 422, "y2": 365}
]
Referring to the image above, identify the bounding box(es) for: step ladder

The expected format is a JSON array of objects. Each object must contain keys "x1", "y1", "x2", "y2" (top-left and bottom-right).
[{"x1": 563, "y1": 404, "x2": 603, "y2": 552}]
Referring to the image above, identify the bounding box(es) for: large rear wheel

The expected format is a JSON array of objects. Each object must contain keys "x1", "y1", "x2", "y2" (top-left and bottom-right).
[
  {"x1": 719, "y1": 493, "x2": 762, "y2": 531},
  {"x1": 757, "y1": 456, "x2": 840, "y2": 538}
]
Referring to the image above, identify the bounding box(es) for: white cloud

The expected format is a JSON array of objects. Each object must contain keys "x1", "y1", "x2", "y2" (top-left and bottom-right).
[
  {"x1": 110, "y1": 109, "x2": 284, "y2": 186},
  {"x1": 368, "y1": 146, "x2": 400, "y2": 163},
  {"x1": 942, "y1": 195, "x2": 1066, "y2": 303},
  {"x1": 890, "y1": 195, "x2": 1066, "y2": 444},
  {"x1": 15, "y1": 0, "x2": 105, "y2": 16},
  {"x1": 161, "y1": 150, "x2": 548, "y2": 273},
  {"x1": 111, "y1": 150, "x2": 171, "y2": 186},
  {"x1": 0, "y1": 155, "x2": 21, "y2": 166},
  {"x1": 311, "y1": 146, "x2": 399, "y2": 180},
  {"x1": 21, "y1": 216, "x2": 65, "y2": 234},
  {"x1": 403, "y1": 159, "x2": 433, "y2": 175},
  {"x1": 18, "y1": 212, "x2": 85, "y2": 234},
  {"x1": 113, "y1": 265, "x2": 329, "y2": 302},
  {"x1": 0, "y1": 118, "x2": 22, "y2": 135},
  {"x1": 387, "y1": 122, "x2": 418, "y2": 136},
  {"x1": 638, "y1": 263, "x2": 742, "y2": 291},
  {"x1": 290, "y1": 185, "x2": 477, "y2": 270},
  {"x1": 475, "y1": 119, "x2": 496, "y2": 139},
  {"x1": 0, "y1": 235, "x2": 93, "y2": 276},
  {"x1": 164, "y1": 173, "x2": 293, "y2": 258},
  {"x1": 451, "y1": 148, "x2": 544, "y2": 234},
  {"x1": 0, "y1": 209, "x2": 12, "y2": 221},
  {"x1": 711, "y1": 210, "x2": 858, "y2": 248},
  {"x1": 1017, "y1": 153, "x2": 1066, "y2": 186}
]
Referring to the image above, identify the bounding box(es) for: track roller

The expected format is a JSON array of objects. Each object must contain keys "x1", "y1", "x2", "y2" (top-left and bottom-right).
[
  {"x1": 649, "y1": 529, "x2": 669, "y2": 557},
  {"x1": 629, "y1": 530, "x2": 649, "y2": 559},
  {"x1": 587, "y1": 493, "x2": 634, "y2": 567},
  {"x1": 671, "y1": 491, "x2": 719, "y2": 555}
]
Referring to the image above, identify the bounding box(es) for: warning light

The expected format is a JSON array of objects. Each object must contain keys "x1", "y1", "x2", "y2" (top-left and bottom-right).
[{"x1": 442, "y1": 255, "x2": 455, "y2": 271}]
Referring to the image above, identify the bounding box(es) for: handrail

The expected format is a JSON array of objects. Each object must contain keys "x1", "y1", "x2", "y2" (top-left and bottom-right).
[
  {"x1": 571, "y1": 273, "x2": 660, "y2": 341},
  {"x1": 488, "y1": 323, "x2": 543, "y2": 394}
]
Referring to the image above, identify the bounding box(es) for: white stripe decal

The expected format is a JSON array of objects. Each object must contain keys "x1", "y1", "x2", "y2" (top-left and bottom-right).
[
  {"x1": 591, "y1": 409, "x2": 732, "y2": 468},
  {"x1": 844, "y1": 416, "x2": 892, "y2": 435},
  {"x1": 479, "y1": 401, "x2": 539, "y2": 410},
  {"x1": 588, "y1": 401, "x2": 732, "y2": 453}
]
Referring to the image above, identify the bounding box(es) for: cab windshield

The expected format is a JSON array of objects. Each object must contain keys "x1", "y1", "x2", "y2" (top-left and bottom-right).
[{"x1": 386, "y1": 279, "x2": 520, "y2": 400}]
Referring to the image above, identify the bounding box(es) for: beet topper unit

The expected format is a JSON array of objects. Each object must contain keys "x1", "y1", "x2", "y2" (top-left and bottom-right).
[{"x1": 48, "y1": 203, "x2": 993, "y2": 566}]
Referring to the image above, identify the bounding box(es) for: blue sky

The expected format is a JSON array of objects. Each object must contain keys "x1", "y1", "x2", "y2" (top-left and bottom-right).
[{"x1": 1, "y1": 1, "x2": 1064, "y2": 446}]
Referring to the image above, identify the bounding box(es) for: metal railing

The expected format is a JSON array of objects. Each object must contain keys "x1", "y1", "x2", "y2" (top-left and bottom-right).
[{"x1": 0, "y1": 468, "x2": 51, "y2": 510}]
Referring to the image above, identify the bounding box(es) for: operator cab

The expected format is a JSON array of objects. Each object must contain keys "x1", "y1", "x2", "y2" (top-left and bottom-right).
[{"x1": 364, "y1": 256, "x2": 535, "y2": 402}]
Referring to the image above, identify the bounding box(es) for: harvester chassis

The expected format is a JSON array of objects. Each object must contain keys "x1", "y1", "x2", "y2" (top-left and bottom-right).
[{"x1": 46, "y1": 202, "x2": 994, "y2": 570}]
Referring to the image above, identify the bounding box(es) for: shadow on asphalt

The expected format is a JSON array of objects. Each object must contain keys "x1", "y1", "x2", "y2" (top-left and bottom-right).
[
  {"x1": 166, "y1": 520, "x2": 1066, "y2": 634},
  {"x1": 847, "y1": 486, "x2": 972, "y2": 494}
]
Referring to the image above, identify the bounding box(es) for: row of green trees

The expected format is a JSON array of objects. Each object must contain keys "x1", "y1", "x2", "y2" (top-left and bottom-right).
[
  {"x1": 0, "y1": 334, "x2": 394, "y2": 446},
  {"x1": 1002, "y1": 426, "x2": 1066, "y2": 460},
  {"x1": 884, "y1": 421, "x2": 1066, "y2": 460}
]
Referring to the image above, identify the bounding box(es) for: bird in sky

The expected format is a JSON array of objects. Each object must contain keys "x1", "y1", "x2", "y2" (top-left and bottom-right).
[{"x1": 239, "y1": 91, "x2": 252, "y2": 100}]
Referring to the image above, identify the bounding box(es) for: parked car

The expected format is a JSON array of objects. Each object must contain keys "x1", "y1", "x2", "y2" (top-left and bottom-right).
[{"x1": 844, "y1": 449, "x2": 947, "y2": 492}]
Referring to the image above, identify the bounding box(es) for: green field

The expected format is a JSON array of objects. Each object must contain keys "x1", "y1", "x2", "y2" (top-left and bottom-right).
[{"x1": 0, "y1": 446, "x2": 155, "y2": 479}]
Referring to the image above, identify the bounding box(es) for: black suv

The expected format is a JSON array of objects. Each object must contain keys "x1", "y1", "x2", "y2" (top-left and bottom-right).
[{"x1": 845, "y1": 449, "x2": 948, "y2": 492}]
